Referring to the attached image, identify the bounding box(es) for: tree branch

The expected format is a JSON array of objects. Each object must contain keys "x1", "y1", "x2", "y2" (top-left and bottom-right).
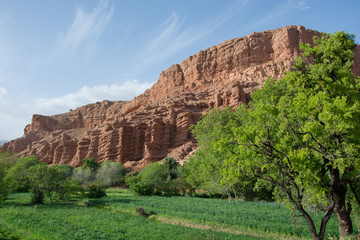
[{"x1": 350, "y1": 183, "x2": 360, "y2": 206}]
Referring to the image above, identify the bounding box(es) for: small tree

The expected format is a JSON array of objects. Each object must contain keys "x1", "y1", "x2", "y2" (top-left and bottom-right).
[
  {"x1": 5, "y1": 155, "x2": 42, "y2": 192},
  {"x1": 72, "y1": 158, "x2": 109, "y2": 198},
  {"x1": 72, "y1": 167, "x2": 93, "y2": 186},
  {"x1": 5, "y1": 157, "x2": 82, "y2": 204},
  {"x1": 163, "y1": 157, "x2": 178, "y2": 180},
  {"x1": 44, "y1": 164, "x2": 81, "y2": 203},
  {"x1": 72, "y1": 158, "x2": 99, "y2": 186},
  {"x1": 26, "y1": 163, "x2": 69, "y2": 204},
  {"x1": 0, "y1": 152, "x2": 17, "y2": 203},
  {"x1": 82, "y1": 157, "x2": 100, "y2": 171},
  {"x1": 95, "y1": 161, "x2": 126, "y2": 187},
  {"x1": 139, "y1": 162, "x2": 169, "y2": 195},
  {"x1": 126, "y1": 159, "x2": 180, "y2": 196},
  {"x1": 125, "y1": 173, "x2": 152, "y2": 196},
  {"x1": 27, "y1": 164, "x2": 48, "y2": 204}
]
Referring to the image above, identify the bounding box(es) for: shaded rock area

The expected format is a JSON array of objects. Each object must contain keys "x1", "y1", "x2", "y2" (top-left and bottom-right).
[{"x1": 3, "y1": 25, "x2": 356, "y2": 170}]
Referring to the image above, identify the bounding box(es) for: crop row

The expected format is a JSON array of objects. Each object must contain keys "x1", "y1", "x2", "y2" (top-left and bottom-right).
[
  {"x1": 91, "y1": 189, "x2": 340, "y2": 239},
  {"x1": 0, "y1": 192, "x2": 270, "y2": 240}
]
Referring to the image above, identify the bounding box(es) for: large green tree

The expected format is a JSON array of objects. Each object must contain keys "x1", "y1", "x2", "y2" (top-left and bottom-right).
[
  {"x1": 195, "y1": 32, "x2": 359, "y2": 239},
  {"x1": 184, "y1": 108, "x2": 237, "y2": 196},
  {"x1": 185, "y1": 108, "x2": 273, "y2": 200}
]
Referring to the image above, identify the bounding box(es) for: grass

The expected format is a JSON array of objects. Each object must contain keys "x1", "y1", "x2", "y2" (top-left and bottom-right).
[
  {"x1": 0, "y1": 192, "x2": 267, "y2": 240},
  {"x1": 90, "y1": 189, "x2": 341, "y2": 239},
  {"x1": 0, "y1": 189, "x2": 346, "y2": 240}
]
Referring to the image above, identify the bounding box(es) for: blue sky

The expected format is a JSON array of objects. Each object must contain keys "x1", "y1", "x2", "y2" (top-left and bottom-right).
[{"x1": 0, "y1": 0, "x2": 359, "y2": 140}]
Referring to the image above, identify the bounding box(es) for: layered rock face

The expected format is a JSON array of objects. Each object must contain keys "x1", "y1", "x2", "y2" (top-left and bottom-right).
[{"x1": 2, "y1": 25, "x2": 350, "y2": 170}]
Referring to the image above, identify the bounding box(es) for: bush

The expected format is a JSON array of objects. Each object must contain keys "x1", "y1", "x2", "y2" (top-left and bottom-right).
[
  {"x1": 50, "y1": 164, "x2": 74, "y2": 179},
  {"x1": 55, "y1": 178, "x2": 84, "y2": 200},
  {"x1": 164, "y1": 157, "x2": 178, "y2": 180},
  {"x1": 0, "y1": 152, "x2": 17, "y2": 203},
  {"x1": 0, "y1": 180, "x2": 8, "y2": 203},
  {"x1": 72, "y1": 167, "x2": 93, "y2": 186},
  {"x1": 126, "y1": 158, "x2": 181, "y2": 196},
  {"x1": 95, "y1": 161, "x2": 126, "y2": 187},
  {"x1": 82, "y1": 157, "x2": 100, "y2": 171},
  {"x1": 125, "y1": 173, "x2": 153, "y2": 196},
  {"x1": 87, "y1": 184, "x2": 106, "y2": 198}
]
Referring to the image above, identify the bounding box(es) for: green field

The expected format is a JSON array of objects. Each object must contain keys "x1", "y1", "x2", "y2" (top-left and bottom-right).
[{"x1": 0, "y1": 189, "x2": 341, "y2": 240}]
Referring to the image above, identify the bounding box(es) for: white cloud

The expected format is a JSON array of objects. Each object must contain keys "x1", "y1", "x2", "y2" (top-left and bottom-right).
[
  {"x1": 0, "y1": 111, "x2": 27, "y2": 140},
  {"x1": 33, "y1": 80, "x2": 154, "y2": 115},
  {"x1": 0, "y1": 87, "x2": 7, "y2": 95},
  {"x1": 295, "y1": 1, "x2": 310, "y2": 10},
  {"x1": 0, "y1": 80, "x2": 154, "y2": 139},
  {"x1": 0, "y1": 87, "x2": 7, "y2": 101},
  {"x1": 58, "y1": 0, "x2": 113, "y2": 56}
]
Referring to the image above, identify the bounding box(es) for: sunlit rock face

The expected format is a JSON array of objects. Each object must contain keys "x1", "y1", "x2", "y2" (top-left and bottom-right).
[{"x1": 4, "y1": 25, "x2": 352, "y2": 170}]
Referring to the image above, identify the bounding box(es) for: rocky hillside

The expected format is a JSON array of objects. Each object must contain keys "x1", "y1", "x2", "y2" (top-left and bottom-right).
[{"x1": 2, "y1": 25, "x2": 359, "y2": 170}]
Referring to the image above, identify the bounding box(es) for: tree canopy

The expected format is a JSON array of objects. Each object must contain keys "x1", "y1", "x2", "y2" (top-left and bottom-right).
[{"x1": 192, "y1": 32, "x2": 360, "y2": 240}]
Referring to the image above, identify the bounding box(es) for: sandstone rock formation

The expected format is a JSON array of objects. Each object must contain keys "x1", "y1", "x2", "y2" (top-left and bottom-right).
[{"x1": 2, "y1": 25, "x2": 356, "y2": 170}]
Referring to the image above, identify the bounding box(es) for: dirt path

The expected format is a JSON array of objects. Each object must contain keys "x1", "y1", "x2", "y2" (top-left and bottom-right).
[{"x1": 152, "y1": 215, "x2": 307, "y2": 240}]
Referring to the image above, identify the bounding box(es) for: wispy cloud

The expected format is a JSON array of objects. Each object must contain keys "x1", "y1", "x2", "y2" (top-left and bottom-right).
[
  {"x1": 58, "y1": 0, "x2": 113, "y2": 57},
  {"x1": 295, "y1": 1, "x2": 310, "y2": 10},
  {"x1": 244, "y1": 1, "x2": 293, "y2": 31},
  {"x1": 243, "y1": 0, "x2": 310, "y2": 32},
  {"x1": 133, "y1": 1, "x2": 249, "y2": 70}
]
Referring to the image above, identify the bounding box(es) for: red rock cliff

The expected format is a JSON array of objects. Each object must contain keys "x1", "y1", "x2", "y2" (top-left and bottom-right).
[{"x1": 2, "y1": 25, "x2": 354, "y2": 170}]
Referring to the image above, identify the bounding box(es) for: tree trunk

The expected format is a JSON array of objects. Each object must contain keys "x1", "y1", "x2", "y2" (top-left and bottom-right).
[
  {"x1": 335, "y1": 208, "x2": 353, "y2": 237},
  {"x1": 31, "y1": 190, "x2": 44, "y2": 205},
  {"x1": 286, "y1": 187, "x2": 333, "y2": 240},
  {"x1": 333, "y1": 181, "x2": 353, "y2": 237}
]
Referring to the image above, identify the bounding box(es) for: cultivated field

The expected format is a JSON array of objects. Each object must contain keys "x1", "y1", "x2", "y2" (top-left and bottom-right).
[{"x1": 0, "y1": 189, "x2": 340, "y2": 240}]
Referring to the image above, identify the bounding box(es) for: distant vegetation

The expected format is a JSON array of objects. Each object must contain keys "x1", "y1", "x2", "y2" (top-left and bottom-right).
[{"x1": 0, "y1": 154, "x2": 127, "y2": 205}]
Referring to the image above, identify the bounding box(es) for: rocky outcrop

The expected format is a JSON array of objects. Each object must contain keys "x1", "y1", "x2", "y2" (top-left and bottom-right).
[{"x1": 2, "y1": 25, "x2": 355, "y2": 170}]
